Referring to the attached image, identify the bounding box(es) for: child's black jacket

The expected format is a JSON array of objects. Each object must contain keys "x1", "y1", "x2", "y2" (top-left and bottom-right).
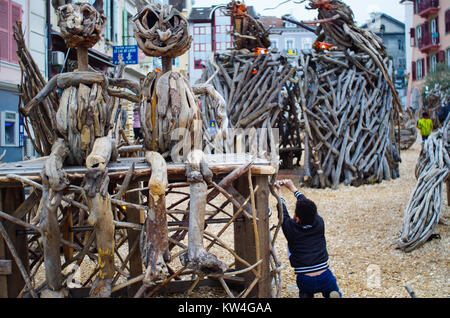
[{"x1": 279, "y1": 191, "x2": 329, "y2": 274}]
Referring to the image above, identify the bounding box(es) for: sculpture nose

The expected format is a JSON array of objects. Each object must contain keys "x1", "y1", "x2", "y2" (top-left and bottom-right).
[{"x1": 157, "y1": 29, "x2": 172, "y2": 42}]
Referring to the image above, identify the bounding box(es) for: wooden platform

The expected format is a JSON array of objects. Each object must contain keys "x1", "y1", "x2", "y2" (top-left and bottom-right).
[
  {"x1": 0, "y1": 153, "x2": 276, "y2": 185},
  {"x1": 0, "y1": 153, "x2": 280, "y2": 298}
]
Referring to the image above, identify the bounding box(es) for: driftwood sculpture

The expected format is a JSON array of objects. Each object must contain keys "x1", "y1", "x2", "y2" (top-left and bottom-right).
[
  {"x1": 3, "y1": 1, "x2": 280, "y2": 300},
  {"x1": 198, "y1": 2, "x2": 293, "y2": 166},
  {"x1": 133, "y1": 2, "x2": 227, "y2": 287},
  {"x1": 397, "y1": 108, "x2": 418, "y2": 150},
  {"x1": 424, "y1": 84, "x2": 448, "y2": 129},
  {"x1": 301, "y1": 0, "x2": 402, "y2": 116},
  {"x1": 275, "y1": 1, "x2": 402, "y2": 188},
  {"x1": 225, "y1": 0, "x2": 271, "y2": 51},
  {"x1": 14, "y1": 21, "x2": 60, "y2": 157},
  {"x1": 293, "y1": 50, "x2": 401, "y2": 188},
  {"x1": 398, "y1": 116, "x2": 449, "y2": 252},
  {"x1": 19, "y1": 0, "x2": 137, "y2": 297}
]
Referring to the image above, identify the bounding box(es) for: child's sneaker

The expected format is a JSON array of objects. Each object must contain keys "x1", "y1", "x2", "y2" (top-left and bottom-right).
[{"x1": 329, "y1": 291, "x2": 341, "y2": 298}]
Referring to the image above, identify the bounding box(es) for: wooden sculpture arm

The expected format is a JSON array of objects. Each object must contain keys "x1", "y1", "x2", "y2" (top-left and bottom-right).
[{"x1": 21, "y1": 74, "x2": 60, "y2": 116}]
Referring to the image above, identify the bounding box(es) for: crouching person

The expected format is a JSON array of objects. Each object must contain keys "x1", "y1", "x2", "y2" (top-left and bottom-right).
[{"x1": 275, "y1": 179, "x2": 342, "y2": 298}]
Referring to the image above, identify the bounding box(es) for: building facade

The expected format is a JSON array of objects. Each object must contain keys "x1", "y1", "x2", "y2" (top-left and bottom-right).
[
  {"x1": 402, "y1": 0, "x2": 450, "y2": 110},
  {"x1": 361, "y1": 12, "x2": 407, "y2": 106},
  {"x1": 0, "y1": 0, "x2": 47, "y2": 162},
  {"x1": 188, "y1": 5, "x2": 236, "y2": 83},
  {"x1": 260, "y1": 15, "x2": 316, "y2": 64}
]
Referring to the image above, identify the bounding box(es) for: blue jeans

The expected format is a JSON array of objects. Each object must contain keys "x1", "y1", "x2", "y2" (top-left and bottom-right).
[{"x1": 296, "y1": 269, "x2": 341, "y2": 298}]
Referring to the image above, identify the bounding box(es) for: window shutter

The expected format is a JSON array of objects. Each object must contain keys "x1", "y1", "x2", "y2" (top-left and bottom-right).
[
  {"x1": 410, "y1": 28, "x2": 415, "y2": 46},
  {"x1": 426, "y1": 56, "x2": 430, "y2": 74},
  {"x1": 10, "y1": 2, "x2": 21, "y2": 64},
  {"x1": 421, "y1": 58, "x2": 425, "y2": 77},
  {"x1": 0, "y1": 0, "x2": 9, "y2": 61},
  {"x1": 412, "y1": 61, "x2": 416, "y2": 81},
  {"x1": 446, "y1": 10, "x2": 450, "y2": 33}
]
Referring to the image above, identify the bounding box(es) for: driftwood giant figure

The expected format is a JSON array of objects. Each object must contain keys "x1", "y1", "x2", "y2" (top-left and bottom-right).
[
  {"x1": 21, "y1": 1, "x2": 135, "y2": 297},
  {"x1": 133, "y1": 2, "x2": 227, "y2": 287}
]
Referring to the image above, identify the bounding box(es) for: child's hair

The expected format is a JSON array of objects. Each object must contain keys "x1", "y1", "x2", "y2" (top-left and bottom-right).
[
  {"x1": 295, "y1": 197, "x2": 317, "y2": 225},
  {"x1": 423, "y1": 112, "x2": 429, "y2": 117}
]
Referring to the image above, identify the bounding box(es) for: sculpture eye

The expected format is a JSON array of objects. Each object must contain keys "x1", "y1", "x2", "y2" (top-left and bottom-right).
[
  {"x1": 145, "y1": 11, "x2": 159, "y2": 29},
  {"x1": 83, "y1": 9, "x2": 91, "y2": 19}
]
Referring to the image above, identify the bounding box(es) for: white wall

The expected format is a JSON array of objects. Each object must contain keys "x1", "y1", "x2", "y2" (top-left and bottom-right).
[
  {"x1": 403, "y1": 2, "x2": 414, "y2": 77},
  {"x1": 27, "y1": 0, "x2": 47, "y2": 77}
]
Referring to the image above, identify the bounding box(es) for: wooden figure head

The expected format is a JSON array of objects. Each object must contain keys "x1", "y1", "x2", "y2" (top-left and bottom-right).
[
  {"x1": 55, "y1": 1, "x2": 107, "y2": 48},
  {"x1": 307, "y1": 0, "x2": 355, "y2": 25},
  {"x1": 133, "y1": 3, "x2": 192, "y2": 58}
]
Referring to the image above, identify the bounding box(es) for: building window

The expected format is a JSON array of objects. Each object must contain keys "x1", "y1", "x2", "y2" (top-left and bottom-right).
[
  {"x1": 284, "y1": 20, "x2": 296, "y2": 28},
  {"x1": 194, "y1": 26, "x2": 207, "y2": 35},
  {"x1": 0, "y1": 111, "x2": 19, "y2": 147},
  {"x1": 271, "y1": 40, "x2": 278, "y2": 49},
  {"x1": 416, "y1": 25, "x2": 422, "y2": 45},
  {"x1": 416, "y1": 58, "x2": 424, "y2": 80},
  {"x1": 0, "y1": 0, "x2": 22, "y2": 64},
  {"x1": 431, "y1": 54, "x2": 437, "y2": 73},
  {"x1": 447, "y1": 48, "x2": 450, "y2": 69},
  {"x1": 194, "y1": 59, "x2": 204, "y2": 70},
  {"x1": 215, "y1": 41, "x2": 232, "y2": 52},
  {"x1": 102, "y1": 0, "x2": 118, "y2": 43},
  {"x1": 431, "y1": 17, "x2": 438, "y2": 44},
  {"x1": 194, "y1": 43, "x2": 207, "y2": 52},
  {"x1": 302, "y1": 38, "x2": 312, "y2": 50},
  {"x1": 286, "y1": 39, "x2": 295, "y2": 50},
  {"x1": 398, "y1": 39, "x2": 404, "y2": 51}
]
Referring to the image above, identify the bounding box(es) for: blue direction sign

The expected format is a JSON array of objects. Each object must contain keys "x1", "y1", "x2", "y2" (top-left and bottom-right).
[{"x1": 113, "y1": 45, "x2": 139, "y2": 65}]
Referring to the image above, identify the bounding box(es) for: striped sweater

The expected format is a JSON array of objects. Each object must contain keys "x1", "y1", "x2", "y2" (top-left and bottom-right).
[{"x1": 280, "y1": 191, "x2": 329, "y2": 274}]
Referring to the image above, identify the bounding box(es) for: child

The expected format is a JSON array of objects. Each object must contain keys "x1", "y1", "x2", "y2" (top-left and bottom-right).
[
  {"x1": 133, "y1": 106, "x2": 143, "y2": 140},
  {"x1": 417, "y1": 112, "x2": 433, "y2": 142},
  {"x1": 275, "y1": 179, "x2": 341, "y2": 298}
]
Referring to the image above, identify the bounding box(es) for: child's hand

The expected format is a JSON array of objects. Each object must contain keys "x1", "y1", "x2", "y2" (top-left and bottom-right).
[{"x1": 281, "y1": 179, "x2": 297, "y2": 193}]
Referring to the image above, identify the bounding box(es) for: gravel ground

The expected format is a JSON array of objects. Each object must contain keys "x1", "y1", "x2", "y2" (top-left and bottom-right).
[{"x1": 272, "y1": 141, "x2": 449, "y2": 298}]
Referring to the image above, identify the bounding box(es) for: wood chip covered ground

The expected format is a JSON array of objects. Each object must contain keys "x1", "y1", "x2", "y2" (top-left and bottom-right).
[{"x1": 272, "y1": 140, "x2": 449, "y2": 298}]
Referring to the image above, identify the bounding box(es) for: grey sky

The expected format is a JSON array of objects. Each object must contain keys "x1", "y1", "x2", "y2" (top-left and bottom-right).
[{"x1": 192, "y1": 0, "x2": 408, "y2": 26}]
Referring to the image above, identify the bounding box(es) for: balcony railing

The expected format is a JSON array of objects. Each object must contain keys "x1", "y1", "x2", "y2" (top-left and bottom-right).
[
  {"x1": 417, "y1": 0, "x2": 440, "y2": 18},
  {"x1": 418, "y1": 31, "x2": 440, "y2": 52}
]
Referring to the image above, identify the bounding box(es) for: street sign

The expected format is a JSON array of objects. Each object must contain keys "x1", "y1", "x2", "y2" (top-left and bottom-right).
[{"x1": 113, "y1": 45, "x2": 139, "y2": 65}]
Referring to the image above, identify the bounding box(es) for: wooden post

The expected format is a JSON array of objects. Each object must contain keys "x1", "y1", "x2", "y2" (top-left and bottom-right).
[
  {"x1": 39, "y1": 188, "x2": 63, "y2": 293},
  {"x1": 233, "y1": 174, "x2": 271, "y2": 298},
  {"x1": 84, "y1": 168, "x2": 115, "y2": 297},
  {"x1": 125, "y1": 181, "x2": 143, "y2": 296},
  {"x1": 77, "y1": 47, "x2": 89, "y2": 72},
  {"x1": 0, "y1": 186, "x2": 27, "y2": 298},
  {"x1": 141, "y1": 151, "x2": 169, "y2": 285},
  {"x1": 162, "y1": 56, "x2": 172, "y2": 74},
  {"x1": 253, "y1": 175, "x2": 271, "y2": 298}
]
